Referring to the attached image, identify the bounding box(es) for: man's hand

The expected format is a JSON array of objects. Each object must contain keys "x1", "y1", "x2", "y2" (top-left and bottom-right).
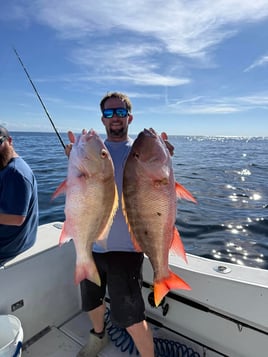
[
  {"x1": 65, "y1": 131, "x2": 75, "y2": 157},
  {"x1": 161, "y1": 132, "x2": 174, "y2": 156}
]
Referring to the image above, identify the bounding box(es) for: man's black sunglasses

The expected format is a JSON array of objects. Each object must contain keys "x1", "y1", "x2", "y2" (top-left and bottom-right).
[{"x1": 102, "y1": 108, "x2": 129, "y2": 119}]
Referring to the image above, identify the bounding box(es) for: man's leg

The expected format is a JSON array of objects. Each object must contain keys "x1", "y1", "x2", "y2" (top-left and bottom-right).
[
  {"x1": 77, "y1": 254, "x2": 109, "y2": 357},
  {"x1": 127, "y1": 320, "x2": 155, "y2": 357},
  {"x1": 88, "y1": 302, "x2": 106, "y2": 333},
  {"x1": 108, "y1": 252, "x2": 154, "y2": 356}
]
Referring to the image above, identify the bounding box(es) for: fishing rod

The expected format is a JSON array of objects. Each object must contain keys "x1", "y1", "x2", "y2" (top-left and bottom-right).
[{"x1": 13, "y1": 48, "x2": 66, "y2": 149}]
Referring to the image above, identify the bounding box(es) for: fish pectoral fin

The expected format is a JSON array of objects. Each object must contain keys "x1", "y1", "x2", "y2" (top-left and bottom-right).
[
  {"x1": 170, "y1": 227, "x2": 187, "y2": 263},
  {"x1": 175, "y1": 182, "x2": 197, "y2": 203},
  {"x1": 154, "y1": 270, "x2": 191, "y2": 307},
  {"x1": 75, "y1": 261, "x2": 101, "y2": 286},
  {"x1": 51, "y1": 179, "x2": 68, "y2": 200}
]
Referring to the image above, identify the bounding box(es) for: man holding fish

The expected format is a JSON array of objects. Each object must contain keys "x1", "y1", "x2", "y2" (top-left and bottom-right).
[{"x1": 61, "y1": 92, "x2": 195, "y2": 357}]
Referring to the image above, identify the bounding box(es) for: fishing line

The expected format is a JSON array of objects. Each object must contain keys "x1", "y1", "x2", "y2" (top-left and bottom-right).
[{"x1": 13, "y1": 48, "x2": 66, "y2": 149}]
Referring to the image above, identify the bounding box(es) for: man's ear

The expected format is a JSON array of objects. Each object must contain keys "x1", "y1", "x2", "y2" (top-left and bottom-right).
[{"x1": 128, "y1": 114, "x2": 133, "y2": 124}]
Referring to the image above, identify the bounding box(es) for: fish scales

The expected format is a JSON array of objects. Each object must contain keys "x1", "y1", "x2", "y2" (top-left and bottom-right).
[
  {"x1": 123, "y1": 128, "x2": 195, "y2": 306},
  {"x1": 124, "y1": 165, "x2": 176, "y2": 279},
  {"x1": 52, "y1": 129, "x2": 118, "y2": 286}
]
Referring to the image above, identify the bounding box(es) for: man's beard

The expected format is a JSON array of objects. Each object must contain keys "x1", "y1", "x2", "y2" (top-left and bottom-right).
[
  {"x1": 0, "y1": 147, "x2": 12, "y2": 170},
  {"x1": 109, "y1": 127, "x2": 127, "y2": 138}
]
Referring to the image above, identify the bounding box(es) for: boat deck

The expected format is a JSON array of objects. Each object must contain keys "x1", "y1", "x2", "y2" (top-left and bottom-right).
[
  {"x1": 22, "y1": 309, "x2": 213, "y2": 357},
  {"x1": 21, "y1": 309, "x2": 210, "y2": 357},
  {"x1": 1, "y1": 222, "x2": 204, "y2": 357},
  {"x1": 22, "y1": 311, "x2": 127, "y2": 357},
  {"x1": 2, "y1": 222, "x2": 268, "y2": 357}
]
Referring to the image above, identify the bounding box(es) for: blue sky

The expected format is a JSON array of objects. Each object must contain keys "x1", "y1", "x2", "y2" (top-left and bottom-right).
[{"x1": 1, "y1": 1, "x2": 268, "y2": 137}]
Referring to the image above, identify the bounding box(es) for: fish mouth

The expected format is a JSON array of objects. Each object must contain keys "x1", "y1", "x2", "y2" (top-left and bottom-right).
[
  {"x1": 88, "y1": 128, "x2": 97, "y2": 137},
  {"x1": 143, "y1": 128, "x2": 158, "y2": 137},
  {"x1": 85, "y1": 129, "x2": 100, "y2": 142},
  {"x1": 76, "y1": 129, "x2": 99, "y2": 147}
]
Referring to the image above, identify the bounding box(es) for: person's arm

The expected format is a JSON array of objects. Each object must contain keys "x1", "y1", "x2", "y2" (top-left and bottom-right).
[
  {"x1": 65, "y1": 143, "x2": 72, "y2": 158},
  {"x1": 0, "y1": 213, "x2": 25, "y2": 226},
  {"x1": 1, "y1": 167, "x2": 31, "y2": 226},
  {"x1": 161, "y1": 132, "x2": 174, "y2": 156}
]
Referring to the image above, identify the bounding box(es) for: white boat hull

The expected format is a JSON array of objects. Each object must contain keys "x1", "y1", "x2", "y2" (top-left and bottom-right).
[
  {"x1": 142, "y1": 253, "x2": 268, "y2": 357},
  {"x1": 0, "y1": 222, "x2": 267, "y2": 357}
]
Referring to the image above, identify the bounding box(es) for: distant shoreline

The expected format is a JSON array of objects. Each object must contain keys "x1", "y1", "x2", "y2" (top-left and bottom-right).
[{"x1": 10, "y1": 131, "x2": 268, "y2": 139}]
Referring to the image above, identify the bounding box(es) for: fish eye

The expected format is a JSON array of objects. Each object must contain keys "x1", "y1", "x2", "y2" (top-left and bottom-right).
[
  {"x1": 100, "y1": 149, "x2": 108, "y2": 158},
  {"x1": 133, "y1": 152, "x2": 139, "y2": 159}
]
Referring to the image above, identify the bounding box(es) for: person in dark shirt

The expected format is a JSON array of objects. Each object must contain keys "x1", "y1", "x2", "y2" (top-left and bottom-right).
[{"x1": 0, "y1": 126, "x2": 39, "y2": 266}]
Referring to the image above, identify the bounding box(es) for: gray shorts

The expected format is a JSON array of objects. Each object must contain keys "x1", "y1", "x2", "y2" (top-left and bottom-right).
[{"x1": 80, "y1": 251, "x2": 145, "y2": 328}]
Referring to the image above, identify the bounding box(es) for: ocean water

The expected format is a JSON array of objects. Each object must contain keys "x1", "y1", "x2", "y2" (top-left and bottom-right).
[{"x1": 11, "y1": 132, "x2": 268, "y2": 270}]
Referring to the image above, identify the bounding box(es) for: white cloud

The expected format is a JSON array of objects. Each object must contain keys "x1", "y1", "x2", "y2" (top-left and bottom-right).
[
  {"x1": 4, "y1": 0, "x2": 268, "y2": 90},
  {"x1": 71, "y1": 44, "x2": 190, "y2": 86},
  {"x1": 9, "y1": 0, "x2": 268, "y2": 55},
  {"x1": 244, "y1": 55, "x2": 268, "y2": 72},
  {"x1": 5, "y1": 1, "x2": 268, "y2": 58},
  {"x1": 237, "y1": 94, "x2": 268, "y2": 105},
  {"x1": 167, "y1": 92, "x2": 268, "y2": 115},
  {"x1": 3, "y1": 0, "x2": 268, "y2": 128}
]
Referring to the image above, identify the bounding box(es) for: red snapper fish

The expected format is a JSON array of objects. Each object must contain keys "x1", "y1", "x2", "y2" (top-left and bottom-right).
[
  {"x1": 52, "y1": 129, "x2": 118, "y2": 286},
  {"x1": 122, "y1": 128, "x2": 196, "y2": 306}
]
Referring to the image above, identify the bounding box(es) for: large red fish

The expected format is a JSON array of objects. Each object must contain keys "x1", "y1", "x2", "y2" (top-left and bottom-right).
[
  {"x1": 52, "y1": 129, "x2": 118, "y2": 286},
  {"x1": 122, "y1": 128, "x2": 196, "y2": 306}
]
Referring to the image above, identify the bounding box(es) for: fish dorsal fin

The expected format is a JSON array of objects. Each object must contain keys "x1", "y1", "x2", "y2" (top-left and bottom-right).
[
  {"x1": 170, "y1": 227, "x2": 187, "y2": 263},
  {"x1": 175, "y1": 182, "x2": 197, "y2": 203}
]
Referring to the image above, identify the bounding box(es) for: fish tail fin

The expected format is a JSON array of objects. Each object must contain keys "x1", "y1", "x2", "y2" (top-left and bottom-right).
[
  {"x1": 75, "y1": 261, "x2": 101, "y2": 287},
  {"x1": 51, "y1": 179, "x2": 68, "y2": 200},
  {"x1": 154, "y1": 270, "x2": 191, "y2": 307},
  {"x1": 170, "y1": 227, "x2": 188, "y2": 263},
  {"x1": 175, "y1": 182, "x2": 197, "y2": 203}
]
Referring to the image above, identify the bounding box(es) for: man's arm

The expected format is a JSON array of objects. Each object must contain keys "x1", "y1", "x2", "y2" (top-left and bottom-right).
[{"x1": 0, "y1": 213, "x2": 25, "y2": 226}]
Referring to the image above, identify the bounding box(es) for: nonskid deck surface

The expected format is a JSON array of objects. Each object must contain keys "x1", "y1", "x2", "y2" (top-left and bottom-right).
[{"x1": 21, "y1": 311, "x2": 211, "y2": 357}]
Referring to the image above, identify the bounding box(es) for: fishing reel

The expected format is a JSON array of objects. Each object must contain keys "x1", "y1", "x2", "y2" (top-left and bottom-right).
[{"x1": 147, "y1": 291, "x2": 169, "y2": 317}]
